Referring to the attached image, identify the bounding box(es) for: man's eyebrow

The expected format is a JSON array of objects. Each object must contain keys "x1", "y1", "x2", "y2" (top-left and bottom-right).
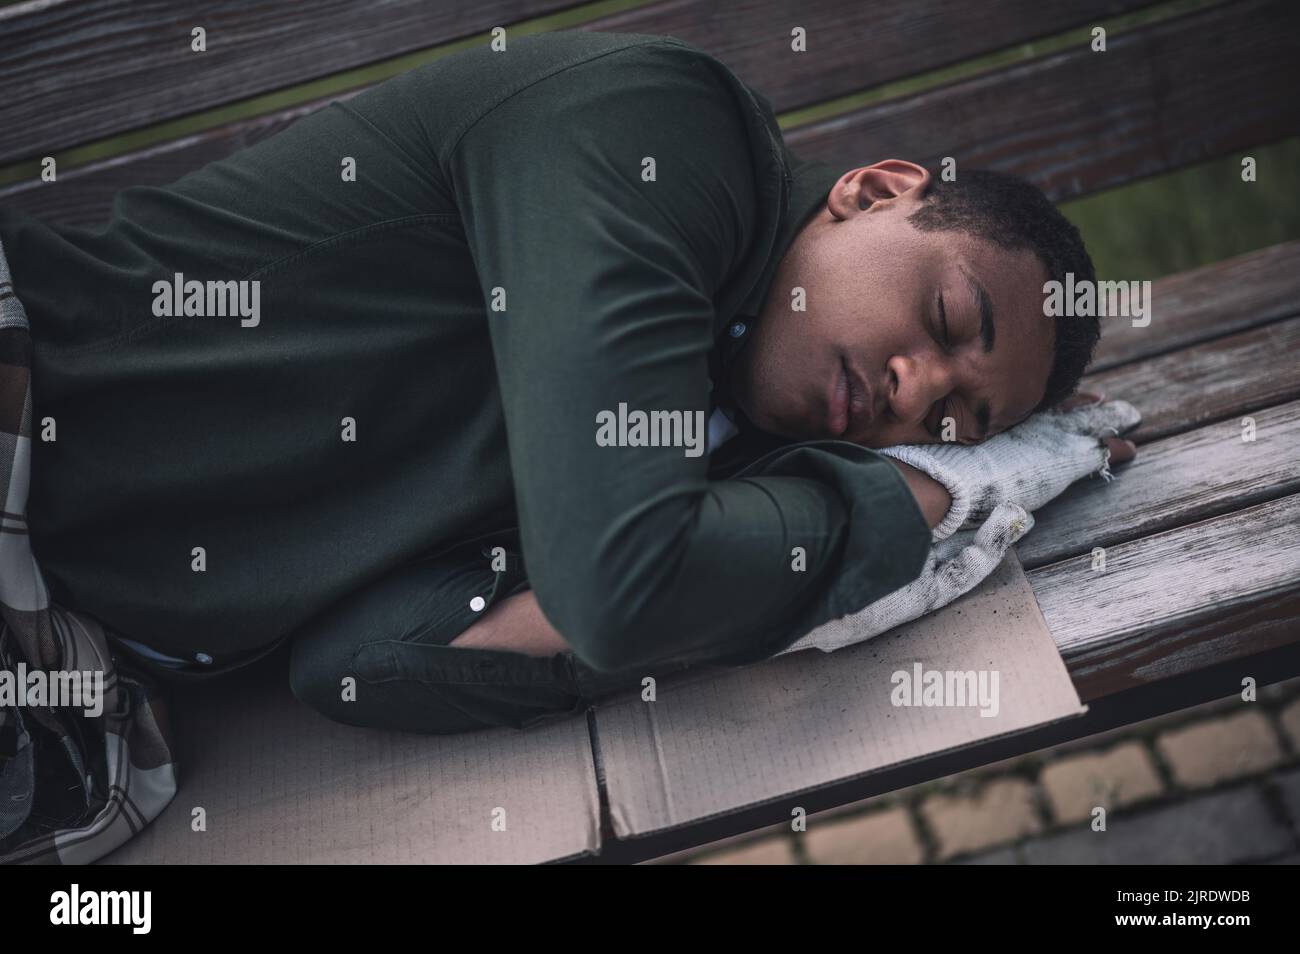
[{"x1": 958, "y1": 265, "x2": 995, "y2": 354}]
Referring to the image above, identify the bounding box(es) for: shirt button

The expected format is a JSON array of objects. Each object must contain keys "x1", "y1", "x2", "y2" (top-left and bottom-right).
[
  {"x1": 729, "y1": 321, "x2": 747, "y2": 338},
  {"x1": 195, "y1": 652, "x2": 214, "y2": 665}
]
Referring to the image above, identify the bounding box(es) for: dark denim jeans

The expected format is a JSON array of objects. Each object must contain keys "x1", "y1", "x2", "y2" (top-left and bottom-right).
[
  {"x1": 108, "y1": 529, "x2": 703, "y2": 735},
  {"x1": 282, "y1": 532, "x2": 699, "y2": 735}
]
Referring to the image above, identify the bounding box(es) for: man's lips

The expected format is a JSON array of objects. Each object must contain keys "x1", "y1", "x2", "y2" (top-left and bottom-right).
[{"x1": 827, "y1": 356, "x2": 873, "y2": 438}]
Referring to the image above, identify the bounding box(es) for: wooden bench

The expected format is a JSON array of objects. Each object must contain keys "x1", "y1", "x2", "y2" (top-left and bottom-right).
[{"x1": 3, "y1": 0, "x2": 1297, "y2": 863}]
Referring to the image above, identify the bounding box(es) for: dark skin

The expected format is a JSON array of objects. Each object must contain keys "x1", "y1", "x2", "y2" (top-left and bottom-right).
[
  {"x1": 728, "y1": 159, "x2": 1122, "y2": 449},
  {"x1": 455, "y1": 159, "x2": 1136, "y2": 654}
]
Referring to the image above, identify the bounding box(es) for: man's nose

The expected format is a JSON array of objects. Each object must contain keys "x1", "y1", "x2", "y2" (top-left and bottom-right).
[{"x1": 887, "y1": 353, "x2": 954, "y2": 424}]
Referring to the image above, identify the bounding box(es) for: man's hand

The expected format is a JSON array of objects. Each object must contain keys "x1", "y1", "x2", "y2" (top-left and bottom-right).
[
  {"x1": 879, "y1": 393, "x2": 1141, "y2": 541},
  {"x1": 1064, "y1": 391, "x2": 1136, "y2": 464},
  {"x1": 449, "y1": 589, "x2": 571, "y2": 656},
  {"x1": 780, "y1": 392, "x2": 1141, "y2": 656},
  {"x1": 777, "y1": 502, "x2": 1034, "y2": 655}
]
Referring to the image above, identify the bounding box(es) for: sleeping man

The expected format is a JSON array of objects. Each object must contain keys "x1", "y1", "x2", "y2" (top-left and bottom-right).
[{"x1": 0, "y1": 30, "x2": 1137, "y2": 735}]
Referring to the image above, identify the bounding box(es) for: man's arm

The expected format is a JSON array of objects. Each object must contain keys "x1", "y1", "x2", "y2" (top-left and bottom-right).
[
  {"x1": 451, "y1": 401, "x2": 1137, "y2": 659},
  {"x1": 889, "y1": 461, "x2": 954, "y2": 529},
  {"x1": 453, "y1": 462, "x2": 952, "y2": 657}
]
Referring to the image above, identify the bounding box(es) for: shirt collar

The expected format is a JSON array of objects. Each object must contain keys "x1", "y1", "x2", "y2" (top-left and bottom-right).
[
  {"x1": 710, "y1": 153, "x2": 842, "y2": 414},
  {"x1": 736, "y1": 153, "x2": 841, "y2": 321}
]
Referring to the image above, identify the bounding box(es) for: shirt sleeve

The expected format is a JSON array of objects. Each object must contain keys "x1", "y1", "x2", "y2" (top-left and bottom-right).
[{"x1": 445, "y1": 42, "x2": 931, "y2": 672}]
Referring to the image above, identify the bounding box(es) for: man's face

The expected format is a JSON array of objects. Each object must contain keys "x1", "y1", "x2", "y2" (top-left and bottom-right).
[{"x1": 727, "y1": 160, "x2": 1055, "y2": 449}]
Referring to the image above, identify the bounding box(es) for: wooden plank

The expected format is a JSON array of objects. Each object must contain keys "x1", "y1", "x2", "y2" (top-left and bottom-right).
[
  {"x1": 0, "y1": 0, "x2": 582, "y2": 166},
  {"x1": 4, "y1": 1, "x2": 1291, "y2": 227},
  {"x1": 784, "y1": 0, "x2": 1300, "y2": 203},
  {"x1": 586, "y1": 0, "x2": 1156, "y2": 118},
  {"x1": 1018, "y1": 399, "x2": 1300, "y2": 569},
  {"x1": 0, "y1": 91, "x2": 370, "y2": 229},
  {"x1": 1090, "y1": 241, "x2": 1300, "y2": 373},
  {"x1": 0, "y1": 0, "x2": 1158, "y2": 166},
  {"x1": 1081, "y1": 315, "x2": 1300, "y2": 443},
  {"x1": 1028, "y1": 493, "x2": 1300, "y2": 700}
]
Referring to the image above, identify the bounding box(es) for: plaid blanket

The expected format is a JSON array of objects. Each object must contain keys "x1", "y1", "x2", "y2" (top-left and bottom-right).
[{"x1": 0, "y1": 236, "x2": 177, "y2": 864}]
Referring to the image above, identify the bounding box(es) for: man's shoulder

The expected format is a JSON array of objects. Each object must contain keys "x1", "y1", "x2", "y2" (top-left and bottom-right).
[
  {"x1": 489, "y1": 30, "x2": 727, "y2": 85},
  {"x1": 506, "y1": 29, "x2": 694, "y2": 62},
  {"x1": 421, "y1": 30, "x2": 767, "y2": 161}
]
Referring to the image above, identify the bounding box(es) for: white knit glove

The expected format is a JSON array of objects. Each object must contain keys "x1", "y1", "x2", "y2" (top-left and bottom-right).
[
  {"x1": 777, "y1": 502, "x2": 1034, "y2": 655},
  {"x1": 877, "y1": 399, "x2": 1140, "y2": 542}
]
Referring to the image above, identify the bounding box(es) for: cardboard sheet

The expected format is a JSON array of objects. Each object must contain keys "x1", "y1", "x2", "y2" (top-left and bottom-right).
[
  {"x1": 100, "y1": 553, "x2": 1082, "y2": 861},
  {"x1": 102, "y1": 656, "x2": 601, "y2": 864},
  {"x1": 592, "y1": 553, "x2": 1085, "y2": 839}
]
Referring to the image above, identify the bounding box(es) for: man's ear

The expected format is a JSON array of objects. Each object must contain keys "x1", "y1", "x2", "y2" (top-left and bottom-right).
[{"x1": 829, "y1": 160, "x2": 931, "y2": 219}]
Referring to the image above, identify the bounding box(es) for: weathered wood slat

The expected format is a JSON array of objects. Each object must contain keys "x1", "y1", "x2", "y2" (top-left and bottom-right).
[
  {"x1": 0, "y1": 0, "x2": 1163, "y2": 218},
  {"x1": 1081, "y1": 316, "x2": 1300, "y2": 443},
  {"x1": 0, "y1": 0, "x2": 1158, "y2": 166},
  {"x1": 1018, "y1": 399, "x2": 1300, "y2": 570},
  {"x1": 1073, "y1": 587, "x2": 1300, "y2": 704},
  {"x1": 3, "y1": 1, "x2": 1291, "y2": 227},
  {"x1": 0, "y1": 93, "x2": 367, "y2": 230},
  {"x1": 1029, "y1": 493, "x2": 1300, "y2": 700},
  {"x1": 587, "y1": 0, "x2": 1156, "y2": 120},
  {"x1": 1089, "y1": 241, "x2": 1300, "y2": 373},
  {"x1": 0, "y1": 0, "x2": 580, "y2": 166},
  {"x1": 784, "y1": 0, "x2": 1300, "y2": 203}
]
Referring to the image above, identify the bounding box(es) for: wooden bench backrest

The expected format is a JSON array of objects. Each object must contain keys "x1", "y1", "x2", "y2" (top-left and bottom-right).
[{"x1": 3, "y1": 0, "x2": 1293, "y2": 227}]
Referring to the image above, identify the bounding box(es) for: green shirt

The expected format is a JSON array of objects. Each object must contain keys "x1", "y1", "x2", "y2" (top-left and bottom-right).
[{"x1": 0, "y1": 31, "x2": 930, "y2": 671}]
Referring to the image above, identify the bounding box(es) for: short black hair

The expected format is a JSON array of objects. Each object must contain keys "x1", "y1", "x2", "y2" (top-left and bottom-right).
[{"x1": 905, "y1": 169, "x2": 1099, "y2": 412}]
